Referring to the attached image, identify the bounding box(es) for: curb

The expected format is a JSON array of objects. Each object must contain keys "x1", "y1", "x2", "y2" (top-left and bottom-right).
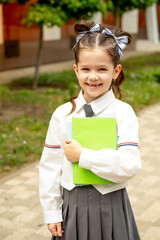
[{"x1": 0, "y1": 161, "x2": 39, "y2": 184}]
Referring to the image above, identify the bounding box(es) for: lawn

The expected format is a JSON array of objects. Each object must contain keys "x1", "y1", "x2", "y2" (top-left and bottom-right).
[{"x1": 0, "y1": 52, "x2": 160, "y2": 176}]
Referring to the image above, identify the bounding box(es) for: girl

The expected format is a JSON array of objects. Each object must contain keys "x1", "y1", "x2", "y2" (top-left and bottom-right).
[{"x1": 39, "y1": 20, "x2": 141, "y2": 240}]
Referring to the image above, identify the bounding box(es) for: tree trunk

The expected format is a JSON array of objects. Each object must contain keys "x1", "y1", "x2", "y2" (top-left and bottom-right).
[
  {"x1": 113, "y1": 0, "x2": 120, "y2": 28},
  {"x1": 0, "y1": 87, "x2": 2, "y2": 115},
  {"x1": 32, "y1": 25, "x2": 43, "y2": 89}
]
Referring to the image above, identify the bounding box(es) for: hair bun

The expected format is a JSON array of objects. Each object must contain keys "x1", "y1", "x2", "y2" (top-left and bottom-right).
[
  {"x1": 74, "y1": 20, "x2": 95, "y2": 33},
  {"x1": 107, "y1": 26, "x2": 132, "y2": 45}
]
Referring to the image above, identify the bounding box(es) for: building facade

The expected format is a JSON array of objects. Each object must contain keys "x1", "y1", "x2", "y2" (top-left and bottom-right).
[{"x1": 0, "y1": 2, "x2": 160, "y2": 71}]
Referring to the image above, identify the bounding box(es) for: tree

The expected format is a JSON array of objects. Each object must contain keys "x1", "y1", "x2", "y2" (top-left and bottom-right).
[
  {"x1": 1, "y1": 0, "x2": 106, "y2": 89},
  {"x1": 0, "y1": 0, "x2": 28, "y2": 3},
  {"x1": 22, "y1": 0, "x2": 106, "y2": 89},
  {"x1": 61, "y1": 0, "x2": 106, "y2": 20},
  {"x1": 0, "y1": 88, "x2": 2, "y2": 115},
  {"x1": 22, "y1": 1, "x2": 68, "y2": 89},
  {"x1": 105, "y1": 0, "x2": 158, "y2": 27},
  {"x1": 0, "y1": 0, "x2": 14, "y2": 2}
]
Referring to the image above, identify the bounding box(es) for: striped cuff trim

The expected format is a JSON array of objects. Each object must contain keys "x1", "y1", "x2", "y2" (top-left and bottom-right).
[
  {"x1": 45, "y1": 144, "x2": 61, "y2": 149},
  {"x1": 118, "y1": 142, "x2": 139, "y2": 148}
]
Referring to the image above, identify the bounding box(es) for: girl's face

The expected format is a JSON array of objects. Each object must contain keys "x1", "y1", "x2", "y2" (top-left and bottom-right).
[{"x1": 74, "y1": 48, "x2": 121, "y2": 103}]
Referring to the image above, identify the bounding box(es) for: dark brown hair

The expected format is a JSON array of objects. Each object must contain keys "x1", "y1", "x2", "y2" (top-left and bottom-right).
[{"x1": 69, "y1": 20, "x2": 132, "y2": 114}]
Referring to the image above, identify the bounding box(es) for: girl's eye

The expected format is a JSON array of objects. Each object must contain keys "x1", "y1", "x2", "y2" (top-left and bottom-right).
[
  {"x1": 99, "y1": 68, "x2": 107, "y2": 71},
  {"x1": 82, "y1": 68, "x2": 89, "y2": 71}
]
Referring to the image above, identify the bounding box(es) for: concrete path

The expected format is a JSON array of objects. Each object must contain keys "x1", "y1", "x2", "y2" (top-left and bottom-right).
[
  {"x1": 0, "y1": 60, "x2": 75, "y2": 85},
  {"x1": 0, "y1": 102, "x2": 160, "y2": 240}
]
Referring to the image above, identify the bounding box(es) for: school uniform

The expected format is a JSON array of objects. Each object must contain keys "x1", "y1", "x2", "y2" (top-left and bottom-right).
[{"x1": 39, "y1": 89, "x2": 141, "y2": 240}]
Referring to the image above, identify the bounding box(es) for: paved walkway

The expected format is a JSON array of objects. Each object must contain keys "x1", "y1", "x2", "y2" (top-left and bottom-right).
[{"x1": 0, "y1": 102, "x2": 160, "y2": 240}]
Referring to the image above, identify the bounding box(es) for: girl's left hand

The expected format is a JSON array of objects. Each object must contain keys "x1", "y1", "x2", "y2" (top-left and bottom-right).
[{"x1": 64, "y1": 139, "x2": 82, "y2": 163}]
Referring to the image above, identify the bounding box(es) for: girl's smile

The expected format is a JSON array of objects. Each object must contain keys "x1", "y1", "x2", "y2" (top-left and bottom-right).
[
  {"x1": 74, "y1": 48, "x2": 121, "y2": 103},
  {"x1": 86, "y1": 83, "x2": 103, "y2": 89}
]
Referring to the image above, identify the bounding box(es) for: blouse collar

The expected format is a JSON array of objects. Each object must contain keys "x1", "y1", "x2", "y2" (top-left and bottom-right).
[{"x1": 75, "y1": 89, "x2": 115, "y2": 115}]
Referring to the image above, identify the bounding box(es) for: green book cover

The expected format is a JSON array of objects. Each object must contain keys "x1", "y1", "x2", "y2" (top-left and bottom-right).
[{"x1": 72, "y1": 118, "x2": 117, "y2": 185}]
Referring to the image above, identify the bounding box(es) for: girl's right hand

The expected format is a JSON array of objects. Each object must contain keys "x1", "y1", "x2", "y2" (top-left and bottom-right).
[{"x1": 47, "y1": 222, "x2": 64, "y2": 237}]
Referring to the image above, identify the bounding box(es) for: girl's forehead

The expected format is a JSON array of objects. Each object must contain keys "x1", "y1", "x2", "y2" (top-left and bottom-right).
[{"x1": 78, "y1": 48, "x2": 113, "y2": 65}]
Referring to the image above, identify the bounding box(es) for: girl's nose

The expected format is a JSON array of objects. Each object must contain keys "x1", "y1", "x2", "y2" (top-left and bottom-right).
[{"x1": 88, "y1": 71, "x2": 98, "y2": 81}]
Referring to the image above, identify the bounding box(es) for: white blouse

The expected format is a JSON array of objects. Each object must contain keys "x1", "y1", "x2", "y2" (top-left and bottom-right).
[{"x1": 39, "y1": 89, "x2": 141, "y2": 224}]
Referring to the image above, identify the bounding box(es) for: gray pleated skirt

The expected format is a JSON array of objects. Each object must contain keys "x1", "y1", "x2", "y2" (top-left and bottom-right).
[{"x1": 51, "y1": 185, "x2": 140, "y2": 240}]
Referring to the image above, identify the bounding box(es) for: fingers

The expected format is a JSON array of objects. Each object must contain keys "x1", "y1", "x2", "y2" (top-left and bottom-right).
[
  {"x1": 57, "y1": 222, "x2": 64, "y2": 237},
  {"x1": 64, "y1": 139, "x2": 82, "y2": 163},
  {"x1": 47, "y1": 222, "x2": 64, "y2": 237},
  {"x1": 65, "y1": 139, "x2": 72, "y2": 144}
]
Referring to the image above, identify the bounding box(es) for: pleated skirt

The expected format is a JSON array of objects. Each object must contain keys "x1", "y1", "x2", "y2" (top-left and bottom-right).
[{"x1": 51, "y1": 185, "x2": 141, "y2": 240}]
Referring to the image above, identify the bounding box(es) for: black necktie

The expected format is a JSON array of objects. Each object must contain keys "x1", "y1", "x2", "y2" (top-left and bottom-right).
[{"x1": 83, "y1": 104, "x2": 94, "y2": 117}]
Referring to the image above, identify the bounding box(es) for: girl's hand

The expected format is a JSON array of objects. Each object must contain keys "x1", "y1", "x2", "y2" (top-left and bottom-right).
[
  {"x1": 47, "y1": 222, "x2": 64, "y2": 237},
  {"x1": 64, "y1": 139, "x2": 82, "y2": 163}
]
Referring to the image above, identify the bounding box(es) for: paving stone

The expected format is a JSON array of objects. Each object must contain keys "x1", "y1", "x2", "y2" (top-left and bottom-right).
[
  {"x1": 2, "y1": 228, "x2": 36, "y2": 240},
  {"x1": 0, "y1": 226, "x2": 12, "y2": 239},
  {"x1": 5, "y1": 185, "x2": 27, "y2": 195},
  {"x1": 35, "y1": 224, "x2": 51, "y2": 237},
  {"x1": 20, "y1": 171, "x2": 38, "y2": 178},
  {"x1": 9, "y1": 205, "x2": 29, "y2": 213},
  {"x1": 143, "y1": 226, "x2": 160, "y2": 240},
  {"x1": 13, "y1": 189, "x2": 37, "y2": 200},
  {"x1": 154, "y1": 217, "x2": 160, "y2": 227},
  {"x1": 0, "y1": 211, "x2": 18, "y2": 220},
  {"x1": 0, "y1": 206, "x2": 8, "y2": 214},
  {"x1": 0, "y1": 217, "x2": 25, "y2": 230},
  {"x1": 0, "y1": 198, "x2": 5, "y2": 204},
  {"x1": 26, "y1": 233, "x2": 51, "y2": 240},
  {"x1": 13, "y1": 211, "x2": 40, "y2": 224},
  {"x1": 139, "y1": 201, "x2": 160, "y2": 223},
  {"x1": 26, "y1": 214, "x2": 44, "y2": 229},
  {"x1": 5, "y1": 179, "x2": 22, "y2": 186},
  {"x1": 136, "y1": 220, "x2": 151, "y2": 239}
]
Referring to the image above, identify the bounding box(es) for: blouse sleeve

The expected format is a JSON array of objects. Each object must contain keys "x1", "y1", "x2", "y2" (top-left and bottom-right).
[
  {"x1": 79, "y1": 105, "x2": 141, "y2": 183},
  {"x1": 39, "y1": 111, "x2": 64, "y2": 224}
]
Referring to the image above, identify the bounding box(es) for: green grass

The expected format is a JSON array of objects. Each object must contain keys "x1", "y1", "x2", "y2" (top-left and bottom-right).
[
  {"x1": 0, "y1": 116, "x2": 47, "y2": 172},
  {"x1": 122, "y1": 67, "x2": 160, "y2": 110},
  {"x1": 0, "y1": 87, "x2": 68, "y2": 174},
  {"x1": 122, "y1": 52, "x2": 160, "y2": 69},
  {"x1": 0, "y1": 52, "x2": 160, "y2": 174},
  {"x1": 11, "y1": 70, "x2": 77, "y2": 89}
]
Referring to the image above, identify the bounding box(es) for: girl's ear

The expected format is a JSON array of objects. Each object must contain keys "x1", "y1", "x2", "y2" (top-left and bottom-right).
[
  {"x1": 73, "y1": 64, "x2": 78, "y2": 73},
  {"x1": 73, "y1": 64, "x2": 79, "y2": 78},
  {"x1": 114, "y1": 64, "x2": 122, "y2": 79}
]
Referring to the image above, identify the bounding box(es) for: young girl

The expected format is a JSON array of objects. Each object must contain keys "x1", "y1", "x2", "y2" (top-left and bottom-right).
[{"x1": 39, "y1": 20, "x2": 141, "y2": 240}]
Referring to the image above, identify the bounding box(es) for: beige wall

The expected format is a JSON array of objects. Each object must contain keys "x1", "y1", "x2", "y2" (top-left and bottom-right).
[
  {"x1": 92, "y1": 12, "x2": 102, "y2": 24},
  {"x1": 43, "y1": 26, "x2": 61, "y2": 41},
  {"x1": 122, "y1": 9, "x2": 139, "y2": 34}
]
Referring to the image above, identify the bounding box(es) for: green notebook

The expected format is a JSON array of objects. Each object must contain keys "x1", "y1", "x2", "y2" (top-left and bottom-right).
[{"x1": 72, "y1": 118, "x2": 117, "y2": 185}]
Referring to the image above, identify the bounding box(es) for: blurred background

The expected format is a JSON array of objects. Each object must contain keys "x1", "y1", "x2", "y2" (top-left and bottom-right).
[
  {"x1": 0, "y1": 1, "x2": 160, "y2": 239},
  {"x1": 0, "y1": 0, "x2": 160, "y2": 71}
]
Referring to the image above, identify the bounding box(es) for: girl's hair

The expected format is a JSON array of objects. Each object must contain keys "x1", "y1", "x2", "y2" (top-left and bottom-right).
[{"x1": 69, "y1": 20, "x2": 132, "y2": 115}]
